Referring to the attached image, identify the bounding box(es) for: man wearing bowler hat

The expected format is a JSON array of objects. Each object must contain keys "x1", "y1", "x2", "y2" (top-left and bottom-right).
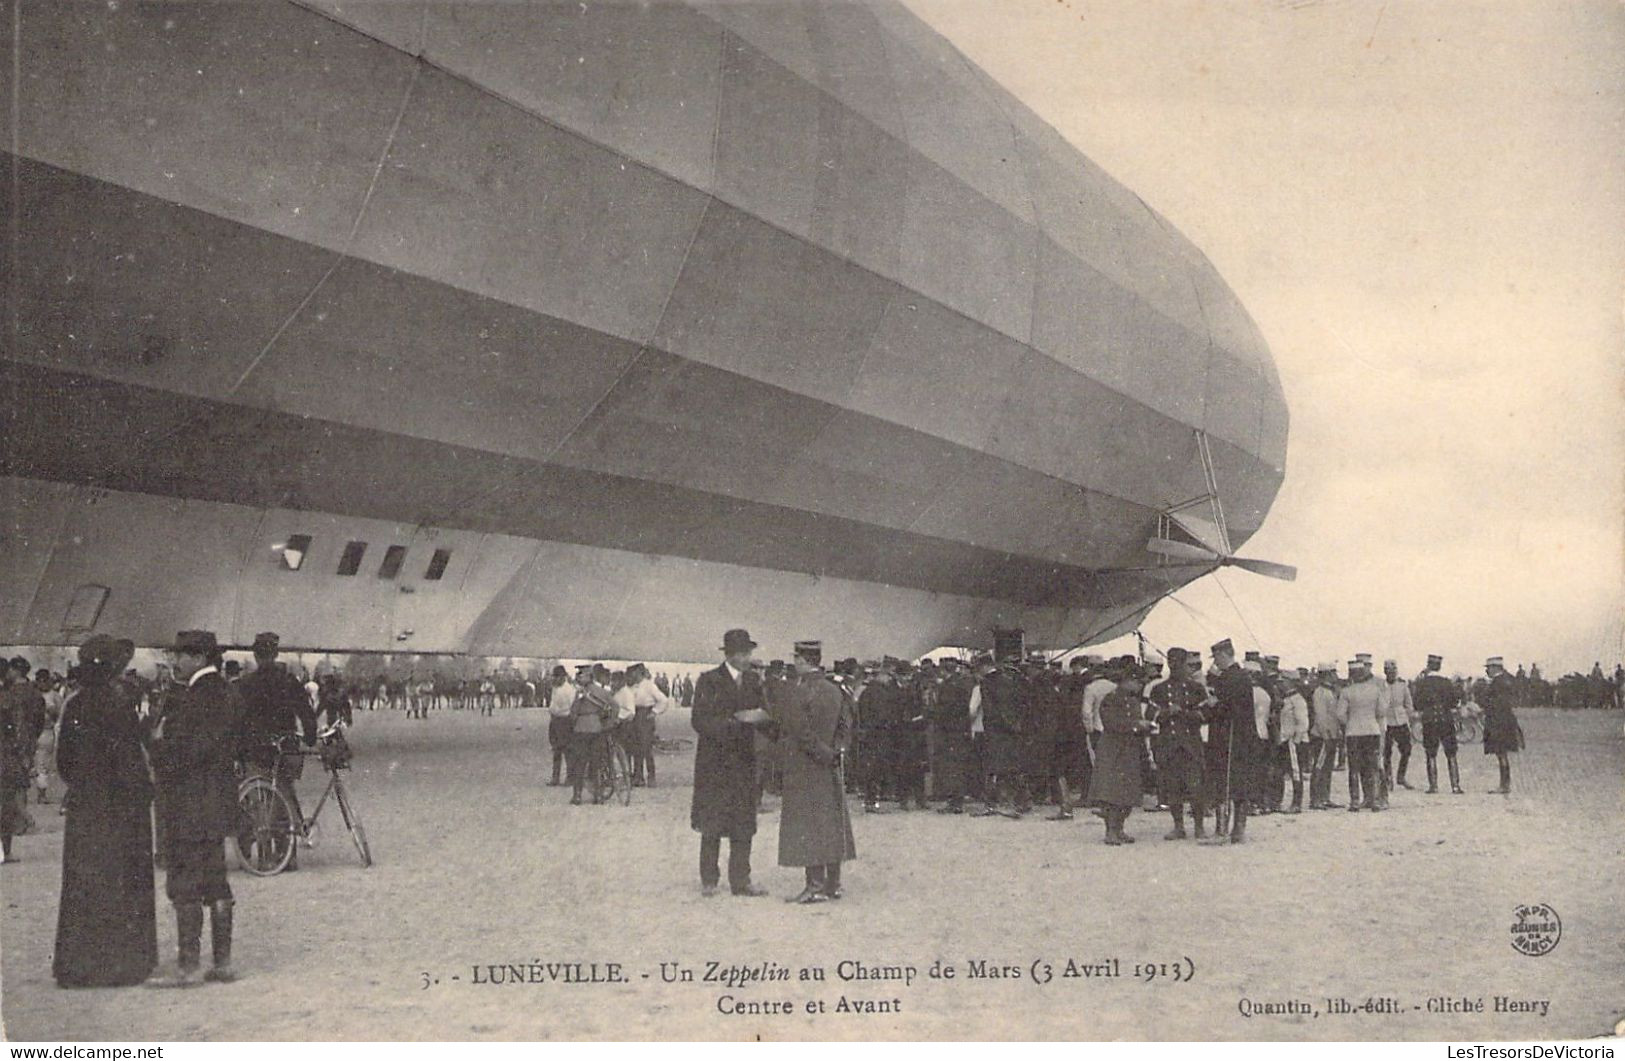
[
  {"x1": 147, "y1": 631, "x2": 245, "y2": 986},
  {"x1": 690, "y1": 629, "x2": 773, "y2": 896}
]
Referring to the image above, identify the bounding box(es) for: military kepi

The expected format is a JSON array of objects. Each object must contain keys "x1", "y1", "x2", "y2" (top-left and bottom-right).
[
  {"x1": 173, "y1": 630, "x2": 218, "y2": 655},
  {"x1": 793, "y1": 640, "x2": 822, "y2": 666},
  {"x1": 1210, "y1": 638, "x2": 1234, "y2": 657}
]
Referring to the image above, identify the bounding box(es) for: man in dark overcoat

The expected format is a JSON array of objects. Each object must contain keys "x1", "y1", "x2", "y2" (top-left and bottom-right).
[
  {"x1": 1087, "y1": 664, "x2": 1156, "y2": 844},
  {"x1": 973, "y1": 659, "x2": 1029, "y2": 817},
  {"x1": 857, "y1": 664, "x2": 904, "y2": 813},
  {"x1": 892, "y1": 661, "x2": 929, "y2": 810},
  {"x1": 146, "y1": 631, "x2": 245, "y2": 986},
  {"x1": 929, "y1": 658, "x2": 976, "y2": 814},
  {"x1": 1205, "y1": 639, "x2": 1265, "y2": 844},
  {"x1": 778, "y1": 641, "x2": 856, "y2": 904},
  {"x1": 690, "y1": 629, "x2": 772, "y2": 896},
  {"x1": 1480, "y1": 656, "x2": 1524, "y2": 794}
]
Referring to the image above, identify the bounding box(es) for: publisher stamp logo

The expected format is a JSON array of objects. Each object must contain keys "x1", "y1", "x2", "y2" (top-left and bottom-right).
[{"x1": 1509, "y1": 903, "x2": 1561, "y2": 957}]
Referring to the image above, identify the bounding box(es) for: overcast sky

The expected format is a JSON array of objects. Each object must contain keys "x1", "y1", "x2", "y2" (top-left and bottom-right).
[{"x1": 910, "y1": 0, "x2": 1624, "y2": 676}]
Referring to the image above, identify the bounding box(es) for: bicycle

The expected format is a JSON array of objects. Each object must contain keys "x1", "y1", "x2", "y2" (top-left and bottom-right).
[
  {"x1": 1454, "y1": 704, "x2": 1482, "y2": 744},
  {"x1": 235, "y1": 723, "x2": 372, "y2": 875},
  {"x1": 592, "y1": 728, "x2": 633, "y2": 806}
]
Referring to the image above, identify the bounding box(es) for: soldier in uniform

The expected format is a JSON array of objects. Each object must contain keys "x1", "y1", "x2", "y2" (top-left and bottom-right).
[
  {"x1": 1339, "y1": 658, "x2": 1387, "y2": 811},
  {"x1": 146, "y1": 631, "x2": 244, "y2": 986},
  {"x1": 1205, "y1": 639, "x2": 1264, "y2": 843},
  {"x1": 972, "y1": 655, "x2": 1029, "y2": 817},
  {"x1": 929, "y1": 657, "x2": 976, "y2": 814},
  {"x1": 1041, "y1": 657, "x2": 1089, "y2": 821},
  {"x1": 1150, "y1": 648, "x2": 1207, "y2": 839},
  {"x1": 1414, "y1": 654, "x2": 1464, "y2": 794},
  {"x1": 1021, "y1": 655, "x2": 1062, "y2": 812},
  {"x1": 1271, "y1": 672, "x2": 1310, "y2": 814},
  {"x1": 1087, "y1": 664, "x2": 1156, "y2": 844},
  {"x1": 690, "y1": 630, "x2": 773, "y2": 897},
  {"x1": 1308, "y1": 663, "x2": 1343, "y2": 809},
  {"x1": 236, "y1": 633, "x2": 318, "y2": 869},
  {"x1": 1480, "y1": 656, "x2": 1524, "y2": 794},
  {"x1": 857, "y1": 663, "x2": 904, "y2": 813},
  {"x1": 778, "y1": 641, "x2": 856, "y2": 904},
  {"x1": 1381, "y1": 660, "x2": 1416, "y2": 791},
  {"x1": 892, "y1": 661, "x2": 929, "y2": 810}
]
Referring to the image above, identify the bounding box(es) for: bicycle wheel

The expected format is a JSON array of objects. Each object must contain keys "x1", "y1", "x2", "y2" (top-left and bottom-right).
[
  {"x1": 333, "y1": 777, "x2": 373, "y2": 868},
  {"x1": 235, "y1": 778, "x2": 295, "y2": 876},
  {"x1": 610, "y1": 743, "x2": 632, "y2": 806}
]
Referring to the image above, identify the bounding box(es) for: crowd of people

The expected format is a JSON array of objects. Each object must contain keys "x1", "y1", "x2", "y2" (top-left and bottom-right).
[
  {"x1": 0, "y1": 621, "x2": 1614, "y2": 975},
  {"x1": 678, "y1": 629, "x2": 1555, "y2": 903}
]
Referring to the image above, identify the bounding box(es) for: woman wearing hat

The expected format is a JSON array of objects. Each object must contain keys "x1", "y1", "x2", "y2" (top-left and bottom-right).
[{"x1": 52, "y1": 636, "x2": 159, "y2": 987}]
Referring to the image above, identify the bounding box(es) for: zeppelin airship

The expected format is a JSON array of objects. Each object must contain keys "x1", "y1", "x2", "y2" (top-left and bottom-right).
[{"x1": 0, "y1": 0, "x2": 1289, "y2": 661}]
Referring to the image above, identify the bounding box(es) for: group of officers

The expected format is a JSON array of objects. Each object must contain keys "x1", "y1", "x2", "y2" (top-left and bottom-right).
[
  {"x1": 681, "y1": 627, "x2": 1531, "y2": 905},
  {"x1": 732, "y1": 637, "x2": 1526, "y2": 849}
]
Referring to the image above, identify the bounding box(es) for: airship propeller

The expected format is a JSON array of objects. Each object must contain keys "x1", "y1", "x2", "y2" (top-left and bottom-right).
[
  {"x1": 1138, "y1": 429, "x2": 1298, "y2": 582},
  {"x1": 1142, "y1": 536, "x2": 1298, "y2": 582}
]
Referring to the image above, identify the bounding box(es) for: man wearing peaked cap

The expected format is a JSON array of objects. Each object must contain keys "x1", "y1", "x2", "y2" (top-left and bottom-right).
[
  {"x1": 1413, "y1": 654, "x2": 1463, "y2": 794},
  {"x1": 1340, "y1": 657, "x2": 1386, "y2": 812},
  {"x1": 1204, "y1": 638, "x2": 1266, "y2": 842},
  {"x1": 893, "y1": 659, "x2": 931, "y2": 812},
  {"x1": 930, "y1": 653, "x2": 977, "y2": 814},
  {"x1": 1479, "y1": 656, "x2": 1523, "y2": 794},
  {"x1": 1308, "y1": 663, "x2": 1344, "y2": 809},
  {"x1": 1381, "y1": 660, "x2": 1416, "y2": 792},
  {"x1": 146, "y1": 632, "x2": 245, "y2": 986},
  {"x1": 856, "y1": 657, "x2": 905, "y2": 813},
  {"x1": 1148, "y1": 647, "x2": 1209, "y2": 840},
  {"x1": 778, "y1": 640, "x2": 855, "y2": 903},
  {"x1": 236, "y1": 632, "x2": 318, "y2": 869}
]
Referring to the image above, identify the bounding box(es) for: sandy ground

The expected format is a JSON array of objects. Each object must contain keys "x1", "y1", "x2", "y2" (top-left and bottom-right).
[{"x1": 2, "y1": 706, "x2": 1621, "y2": 1041}]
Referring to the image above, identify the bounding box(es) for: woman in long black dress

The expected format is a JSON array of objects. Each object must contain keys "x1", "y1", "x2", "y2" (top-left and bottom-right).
[{"x1": 53, "y1": 635, "x2": 158, "y2": 988}]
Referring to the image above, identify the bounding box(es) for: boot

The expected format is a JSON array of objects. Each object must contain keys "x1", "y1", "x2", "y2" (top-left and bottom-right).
[
  {"x1": 1164, "y1": 807, "x2": 1187, "y2": 841},
  {"x1": 147, "y1": 903, "x2": 205, "y2": 987},
  {"x1": 1447, "y1": 756, "x2": 1463, "y2": 794},
  {"x1": 549, "y1": 753, "x2": 562, "y2": 786},
  {"x1": 1229, "y1": 802, "x2": 1248, "y2": 844},
  {"x1": 205, "y1": 900, "x2": 236, "y2": 982},
  {"x1": 1286, "y1": 782, "x2": 1302, "y2": 815},
  {"x1": 1192, "y1": 807, "x2": 1207, "y2": 840},
  {"x1": 1493, "y1": 760, "x2": 1511, "y2": 794},
  {"x1": 1213, "y1": 801, "x2": 1230, "y2": 838},
  {"x1": 1425, "y1": 758, "x2": 1438, "y2": 794}
]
